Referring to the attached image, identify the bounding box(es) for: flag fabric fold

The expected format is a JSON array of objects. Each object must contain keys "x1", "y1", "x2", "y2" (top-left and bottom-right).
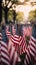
[
  {"x1": 6, "y1": 25, "x2": 26, "y2": 55},
  {"x1": 0, "y1": 41, "x2": 10, "y2": 65},
  {"x1": 24, "y1": 36, "x2": 36, "y2": 65},
  {"x1": 0, "y1": 32, "x2": 21, "y2": 65}
]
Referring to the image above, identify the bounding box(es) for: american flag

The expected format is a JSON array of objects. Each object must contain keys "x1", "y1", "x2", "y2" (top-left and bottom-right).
[
  {"x1": 19, "y1": 36, "x2": 26, "y2": 55},
  {"x1": 10, "y1": 35, "x2": 26, "y2": 55},
  {"x1": 6, "y1": 25, "x2": 21, "y2": 65},
  {"x1": 0, "y1": 33, "x2": 10, "y2": 65},
  {"x1": 6, "y1": 25, "x2": 26, "y2": 55},
  {"x1": 24, "y1": 36, "x2": 36, "y2": 65},
  {"x1": 6, "y1": 31, "x2": 26, "y2": 55},
  {"x1": 0, "y1": 30, "x2": 21, "y2": 65},
  {"x1": 8, "y1": 40, "x2": 21, "y2": 65}
]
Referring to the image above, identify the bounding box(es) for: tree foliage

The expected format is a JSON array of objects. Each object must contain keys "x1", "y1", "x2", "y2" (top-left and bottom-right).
[
  {"x1": 16, "y1": 12, "x2": 24, "y2": 23},
  {"x1": 28, "y1": 10, "x2": 36, "y2": 21}
]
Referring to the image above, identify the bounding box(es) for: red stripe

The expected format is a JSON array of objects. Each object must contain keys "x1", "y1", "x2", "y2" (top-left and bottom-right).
[{"x1": 10, "y1": 45, "x2": 17, "y2": 65}]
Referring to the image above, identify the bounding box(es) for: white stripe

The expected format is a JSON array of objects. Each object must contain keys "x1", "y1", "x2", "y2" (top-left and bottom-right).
[
  {"x1": 26, "y1": 55, "x2": 29, "y2": 64},
  {"x1": 14, "y1": 35, "x2": 19, "y2": 38},
  {"x1": 0, "y1": 33, "x2": 2, "y2": 36},
  {"x1": 24, "y1": 60, "x2": 27, "y2": 65},
  {"x1": 10, "y1": 46, "x2": 15, "y2": 60},
  {"x1": 6, "y1": 31, "x2": 11, "y2": 36},
  {"x1": 11, "y1": 35, "x2": 19, "y2": 41},
  {"x1": 19, "y1": 38, "x2": 23, "y2": 46},
  {"x1": 13, "y1": 52, "x2": 18, "y2": 65},
  {"x1": 8, "y1": 39, "x2": 12, "y2": 50},
  {"x1": 6, "y1": 33, "x2": 11, "y2": 36},
  {"x1": 0, "y1": 37, "x2": 2, "y2": 39}
]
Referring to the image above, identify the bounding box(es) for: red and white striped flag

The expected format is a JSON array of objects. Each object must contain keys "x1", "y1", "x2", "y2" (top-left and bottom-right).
[
  {"x1": 19, "y1": 36, "x2": 26, "y2": 55},
  {"x1": 24, "y1": 36, "x2": 36, "y2": 65},
  {"x1": 0, "y1": 38, "x2": 10, "y2": 65},
  {"x1": 8, "y1": 34, "x2": 26, "y2": 55},
  {"x1": 6, "y1": 26, "x2": 21, "y2": 65},
  {"x1": 8, "y1": 42, "x2": 21, "y2": 65},
  {"x1": 6, "y1": 25, "x2": 26, "y2": 55},
  {"x1": 0, "y1": 32, "x2": 21, "y2": 65}
]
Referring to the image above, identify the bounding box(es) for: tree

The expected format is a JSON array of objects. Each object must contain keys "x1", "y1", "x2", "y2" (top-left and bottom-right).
[
  {"x1": 2, "y1": 0, "x2": 12, "y2": 24},
  {"x1": 2, "y1": 0, "x2": 18, "y2": 24},
  {"x1": 28, "y1": 10, "x2": 36, "y2": 22},
  {"x1": 16, "y1": 12, "x2": 24, "y2": 24},
  {"x1": 0, "y1": 0, "x2": 2, "y2": 24}
]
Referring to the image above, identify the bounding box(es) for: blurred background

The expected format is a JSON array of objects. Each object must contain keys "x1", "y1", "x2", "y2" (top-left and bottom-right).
[{"x1": 0, "y1": 0, "x2": 36, "y2": 24}]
